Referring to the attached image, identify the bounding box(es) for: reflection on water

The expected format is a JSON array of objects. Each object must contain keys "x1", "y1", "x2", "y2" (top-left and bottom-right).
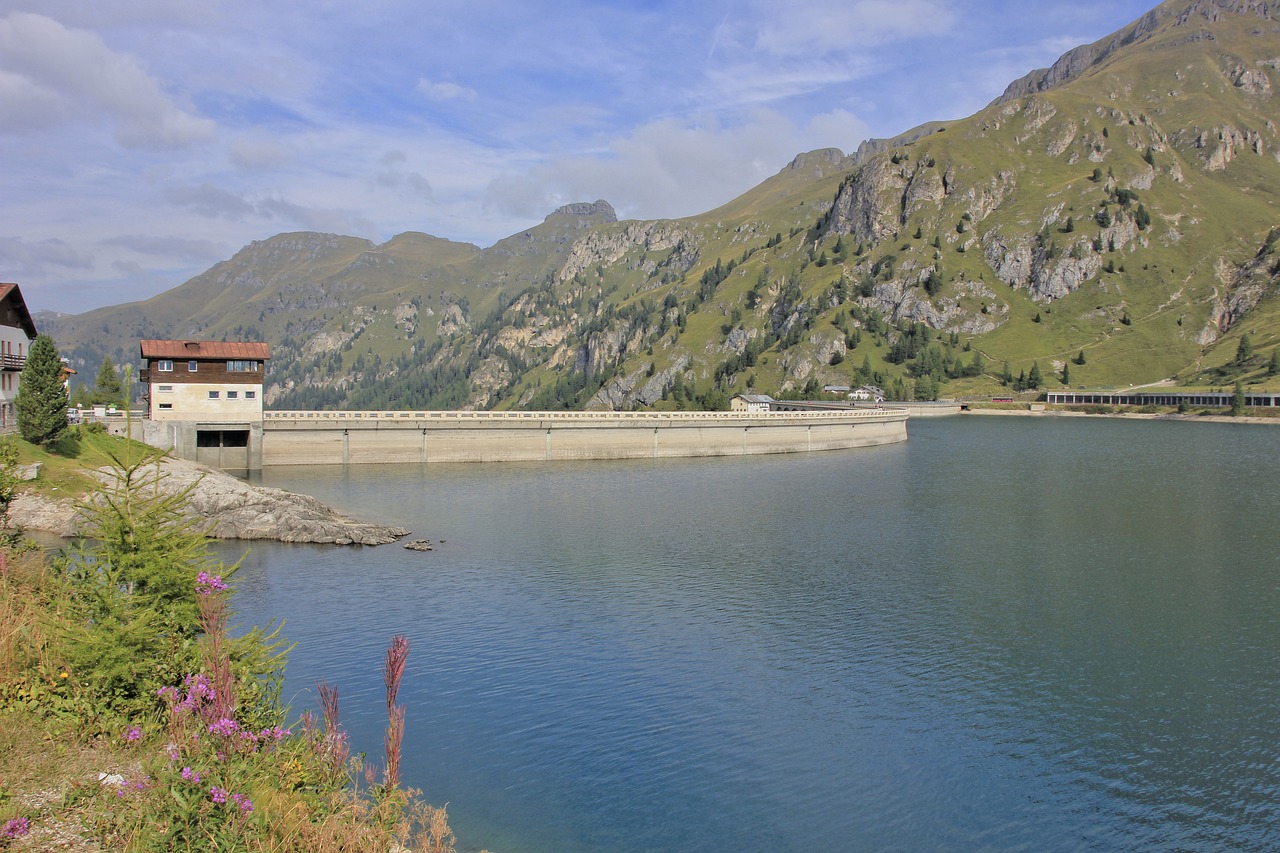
[{"x1": 218, "y1": 417, "x2": 1280, "y2": 851}]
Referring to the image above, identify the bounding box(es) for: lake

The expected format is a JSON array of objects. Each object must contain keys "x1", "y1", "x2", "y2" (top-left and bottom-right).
[{"x1": 220, "y1": 415, "x2": 1280, "y2": 851}]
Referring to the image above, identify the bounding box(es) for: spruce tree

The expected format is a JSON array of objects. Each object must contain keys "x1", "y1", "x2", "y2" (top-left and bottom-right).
[
  {"x1": 16, "y1": 334, "x2": 69, "y2": 449},
  {"x1": 1236, "y1": 334, "x2": 1254, "y2": 365},
  {"x1": 1061, "y1": 362, "x2": 1070, "y2": 385},
  {"x1": 93, "y1": 356, "x2": 125, "y2": 407},
  {"x1": 1028, "y1": 361, "x2": 1042, "y2": 390}
]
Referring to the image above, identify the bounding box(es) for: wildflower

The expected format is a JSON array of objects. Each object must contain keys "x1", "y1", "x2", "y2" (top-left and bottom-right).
[
  {"x1": 195, "y1": 571, "x2": 229, "y2": 595},
  {"x1": 210, "y1": 786, "x2": 227, "y2": 804},
  {"x1": 165, "y1": 743, "x2": 181, "y2": 761},
  {"x1": 208, "y1": 718, "x2": 240, "y2": 738},
  {"x1": 124, "y1": 726, "x2": 142, "y2": 743},
  {"x1": 58, "y1": 671, "x2": 69, "y2": 680},
  {"x1": 180, "y1": 767, "x2": 202, "y2": 784},
  {"x1": 2, "y1": 817, "x2": 29, "y2": 838},
  {"x1": 232, "y1": 792, "x2": 254, "y2": 813}
]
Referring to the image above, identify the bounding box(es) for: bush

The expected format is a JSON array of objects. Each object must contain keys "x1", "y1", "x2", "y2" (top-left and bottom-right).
[{"x1": 1, "y1": 440, "x2": 462, "y2": 851}]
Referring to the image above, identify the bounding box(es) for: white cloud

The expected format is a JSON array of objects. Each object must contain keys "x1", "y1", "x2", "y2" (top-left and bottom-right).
[
  {"x1": 416, "y1": 78, "x2": 477, "y2": 101},
  {"x1": 0, "y1": 236, "x2": 94, "y2": 274},
  {"x1": 230, "y1": 137, "x2": 289, "y2": 171},
  {"x1": 746, "y1": 0, "x2": 957, "y2": 56},
  {"x1": 487, "y1": 107, "x2": 870, "y2": 223},
  {"x1": 0, "y1": 12, "x2": 214, "y2": 148}
]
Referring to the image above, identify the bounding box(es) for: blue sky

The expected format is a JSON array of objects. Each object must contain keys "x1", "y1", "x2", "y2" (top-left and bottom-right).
[{"x1": 1, "y1": 0, "x2": 1161, "y2": 313}]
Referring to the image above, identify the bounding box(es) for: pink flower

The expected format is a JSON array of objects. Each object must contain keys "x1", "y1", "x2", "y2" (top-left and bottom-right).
[
  {"x1": 2, "y1": 817, "x2": 29, "y2": 838},
  {"x1": 123, "y1": 726, "x2": 142, "y2": 743},
  {"x1": 207, "y1": 717, "x2": 240, "y2": 737},
  {"x1": 210, "y1": 786, "x2": 227, "y2": 804},
  {"x1": 180, "y1": 766, "x2": 202, "y2": 784},
  {"x1": 232, "y1": 792, "x2": 254, "y2": 813}
]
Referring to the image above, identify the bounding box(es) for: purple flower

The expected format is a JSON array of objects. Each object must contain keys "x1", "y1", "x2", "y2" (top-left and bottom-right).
[
  {"x1": 124, "y1": 726, "x2": 142, "y2": 743},
  {"x1": 210, "y1": 786, "x2": 227, "y2": 804},
  {"x1": 208, "y1": 718, "x2": 240, "y2": 737},
  {"x1": 180, "y1": 767, "x2": 202, "y2": 784},
  {"x1": 258, "y1": 725, "x2": 292, "y2": 742},
  {"x1": 195, "y1": 571, "x2": 229, "y2": 595},
  {"x1": 232, "y1": 792, "x2": 254, "y2": 813},
  {"x1": 2, "y1": 817, "x2": 29, "y2": 838}
]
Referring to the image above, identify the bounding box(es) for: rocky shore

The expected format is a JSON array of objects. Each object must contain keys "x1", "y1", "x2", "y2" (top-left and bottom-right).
[{"x1": 8, "y1": 456, "x2": 409, "y2": 546}]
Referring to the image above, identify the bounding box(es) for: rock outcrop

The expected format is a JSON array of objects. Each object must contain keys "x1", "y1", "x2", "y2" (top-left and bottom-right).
[{"x1": 8, "y1": 457, "x2": 409, "y2": 546}]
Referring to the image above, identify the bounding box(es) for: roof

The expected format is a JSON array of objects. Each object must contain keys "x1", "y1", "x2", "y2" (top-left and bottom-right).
[
  {"x1": 0, "y1": 283, "x2": 38, "y2": 339},
  {"x1": 734, "y1": 394, "x2": 774, "y2": 403},
  {"x1": 140, "y1": 340, "x2": 271, "y2": 360}
]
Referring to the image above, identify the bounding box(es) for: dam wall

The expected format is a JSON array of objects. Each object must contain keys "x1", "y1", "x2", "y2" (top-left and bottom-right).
[{"x1": 261, "y1": 409, "x2": 908, "y2": 466}]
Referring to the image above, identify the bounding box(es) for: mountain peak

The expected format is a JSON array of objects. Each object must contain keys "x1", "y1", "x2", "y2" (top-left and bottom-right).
[
  {"x1": 546, "y1": 199, "x2": 617, "y2": 222},
  {"x1": 996, "y1": 0, "x2": 1280, "y2": 104}
]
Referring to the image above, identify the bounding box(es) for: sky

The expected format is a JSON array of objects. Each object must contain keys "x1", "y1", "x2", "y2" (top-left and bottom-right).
[{"x1": 1, "y1": 0, "x2": 1163, "y2": 314}]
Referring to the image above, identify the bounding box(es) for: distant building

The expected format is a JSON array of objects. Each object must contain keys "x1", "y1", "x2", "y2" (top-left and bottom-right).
[
  {"x1": 730, "y1": 393, "x2": 774, "y2": 412},
  {"x1": 823, "y1": 385, "x2": 852, "y2": 396},
  {"x1": 851, "y1": 385, "x2": 885, "y2": 402},
  {"x1": 0, "y1": 284, "x2": 38, "y2": 431},
  {"x1": 139, "y1": 340, "x2": 270, "y2": 469}
]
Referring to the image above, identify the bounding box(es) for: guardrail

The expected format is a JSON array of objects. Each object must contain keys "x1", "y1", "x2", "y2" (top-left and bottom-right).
[{"x1": 263, "y1": 407, "x2": 907, "y2": 423}]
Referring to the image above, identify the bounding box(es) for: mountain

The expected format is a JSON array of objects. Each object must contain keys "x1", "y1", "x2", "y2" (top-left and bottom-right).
[{"x1": 40, "y1": 0, "x2": 1280, "y2": 409}]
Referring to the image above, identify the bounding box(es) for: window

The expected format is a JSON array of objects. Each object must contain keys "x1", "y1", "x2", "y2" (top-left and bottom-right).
[
  {"x1": 208, "y1": 391, "x2": 219, "y2": 399},
  {"x1": 226, "y1": 360, "x2": 259, "y2": 372},
  {"x1": 188, "y1": 360, "x2": 198, "y2": 372},
  {"x1": 158, "y1": 384, "x2": 173, "y2": 393},
  {"x1": 158, "y1": 403, "x2": 173, "y2": 410},
  {"x1": 157, "y1": 360, "x2": 173, "y2": 372},
  {"x1": 245, "y1": 391, "x2": 256, "y2": 400},
  {"x1": 226, "y1": 391, "x2": 238, "y2": 399}
]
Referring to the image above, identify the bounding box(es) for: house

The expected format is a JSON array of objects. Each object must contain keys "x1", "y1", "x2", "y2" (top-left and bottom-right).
[
  {"x1": 730, "y1": 393, "x2": 774, "y2": 413},
  {"x1": 851, "y1": 385, "x2": 885, "y2": 403},
  {"x1": 0, "y1": 284, "x2": 38, "y2": 431},
  {"x1": 139, "y1": 340, "x2": 270, "y2": 469},
  {"x1": 140, "y1": 340, "x2": 269, "y2": 420}
]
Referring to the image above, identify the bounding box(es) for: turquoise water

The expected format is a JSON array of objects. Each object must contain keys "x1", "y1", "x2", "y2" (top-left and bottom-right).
[{"x1": 221, "y1": 416, "x2": 1280, "y2": 851}]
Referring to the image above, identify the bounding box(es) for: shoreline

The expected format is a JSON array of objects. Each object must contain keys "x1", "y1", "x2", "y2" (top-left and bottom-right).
[
  {"x1": 961, "y1": 407, "x2": 1280, "y2": 426},
  {"x1": 8, "y1": 455, "x2": 409, "y2": 546}
]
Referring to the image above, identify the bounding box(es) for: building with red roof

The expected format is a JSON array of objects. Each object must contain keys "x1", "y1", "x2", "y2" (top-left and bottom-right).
[
  {"x1": 139, "y1": 339, "x2": 270, "y2": 469},
  {"x1": 0, "y1": 284, "x2": 38, "y2": 432}
]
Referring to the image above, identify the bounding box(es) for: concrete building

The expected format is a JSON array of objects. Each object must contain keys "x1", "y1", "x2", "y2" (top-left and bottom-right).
[
  {"x1": 730, "y1": 393, "x2": 774, "y2": 412},
  {"x1": 0, "y1": 284, "x2": 38, "y2": 432},
  {"x1": 139, "y1": 340, "x2": 270, "y2": 470}
]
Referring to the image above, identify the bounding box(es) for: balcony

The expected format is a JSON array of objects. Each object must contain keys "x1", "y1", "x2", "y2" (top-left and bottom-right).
[{"x1": 1, "y1": 354, "x2": 25, "y2": 372}]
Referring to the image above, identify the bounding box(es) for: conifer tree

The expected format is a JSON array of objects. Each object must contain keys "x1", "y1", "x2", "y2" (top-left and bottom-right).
[
  {"x1": 1028, "y1": 361, "x2": 1042, "y2": 390},
  {"x1": 16, "y1": 333, "x2": 69, "y2": 449},
  {"x1": 93, "y1": 356, "x2": 124, "y2": 407},
  {"x1": 1236, "y1": 334, "x2": 1254, "y2": 365}
]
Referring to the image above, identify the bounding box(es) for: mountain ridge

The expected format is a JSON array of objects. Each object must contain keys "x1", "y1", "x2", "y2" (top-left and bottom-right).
[{"x1": 38, "y1": 0, "x2": 1280, "y2": 410}]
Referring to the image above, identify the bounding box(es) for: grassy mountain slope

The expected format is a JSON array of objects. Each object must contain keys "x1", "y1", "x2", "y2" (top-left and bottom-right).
[{"x1": 40, "y1": 0, "x2": 1280, "y2": 409}]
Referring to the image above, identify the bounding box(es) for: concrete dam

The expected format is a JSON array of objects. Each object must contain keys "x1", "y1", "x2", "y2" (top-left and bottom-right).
[{"x1": 256, "y1": 408, "x2": 909, "y2": 467}]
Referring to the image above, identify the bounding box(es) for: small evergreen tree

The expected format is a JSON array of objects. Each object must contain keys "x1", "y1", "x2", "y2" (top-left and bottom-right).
[
  {"x1": 1231, "y1": 381, "x2": 1246, "y2": 416},
  {"x1": 1269, "y1": 349, "x2": 1280, "y2": 377},
  {"x1": 16, "y1": 333, "x2": 69, "y2": 449},
  {"x1": 1074, "y1": 349, "x2": 1087, "y2": 365},
  {"x1": 1236, "y1": 334, "x2": 1254, "y2": 365},
  {"x1": 1028, "y1": 361, "x2": 1042, "y2": 390},
  {"x1": 1061, "y1": 362, "x2": 1070, "y2": 385},
  {"x1": 93, "y1": 356, "x2": 125, "y2": 407}
]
